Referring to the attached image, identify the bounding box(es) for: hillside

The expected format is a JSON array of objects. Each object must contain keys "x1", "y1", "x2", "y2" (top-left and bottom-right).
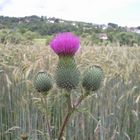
[{"x1": 0, "y1": 15, "x2": 140, "y2": 46}]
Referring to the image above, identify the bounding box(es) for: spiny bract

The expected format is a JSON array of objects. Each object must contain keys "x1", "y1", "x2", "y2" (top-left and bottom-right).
[
  {"x1": 82, "y1": 65, "x2": 103, "y2": 91},
  {"x1": 34, "y1": 71, "x2": 53, "y2": 93},
  {"x1": 55, "y1": 56, "x2": 80, "y2": 90}
]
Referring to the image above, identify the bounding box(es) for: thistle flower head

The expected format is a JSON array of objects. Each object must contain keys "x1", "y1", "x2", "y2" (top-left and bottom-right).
[
  {"x1": 82, "y1": 65, "x2": 104, "y2": 92},
  {"x1": 50, "y1": 32, "x2": 80, "y2": 56},
  {"x1": 33, "y1": 71, "x2": 53, "y2": 93}
]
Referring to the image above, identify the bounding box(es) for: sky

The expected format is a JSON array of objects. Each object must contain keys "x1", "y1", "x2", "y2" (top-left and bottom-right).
[{"x1": 0, "y1": 0, "x2": 139, "y2": 27}]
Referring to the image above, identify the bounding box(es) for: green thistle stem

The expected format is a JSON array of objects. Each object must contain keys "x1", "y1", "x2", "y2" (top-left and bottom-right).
[
  {"x1": 58, "y1": 111, "x2": 71, "y2": 140},
  {"x1": 58, "y1": 91, "x2": 72, "y2": 140},
  {"x1": 41, "y1": 95, "x2": 52, "y2": 140},
  {"x1": 73, "y1": 90, "x2": 90, "y2": 109},
  {"x1": 58, "y1": 91, "x2": 89, "y2": 140},
  {"x1": 74, "y1": 95, "x2": 86, "y2": 108},
  {"x1": 66, "y1": 91, "x2": 72, "y2": 111}
]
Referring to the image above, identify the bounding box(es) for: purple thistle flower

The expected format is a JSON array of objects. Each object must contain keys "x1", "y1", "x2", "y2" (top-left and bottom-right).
[{"x1": 50, "y1": 32, "x2": 80, "y2": 56}]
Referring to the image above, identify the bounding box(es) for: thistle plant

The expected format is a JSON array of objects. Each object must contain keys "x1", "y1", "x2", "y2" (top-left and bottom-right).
[
  {"x1": 33, "y1": 32, "x2": 104, "y2": 140},
  {"x1": 50, "y1": 32, "x2": 80, "y2": 90}
]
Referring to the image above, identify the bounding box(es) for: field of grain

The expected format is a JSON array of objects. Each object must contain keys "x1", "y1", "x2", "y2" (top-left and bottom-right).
[{"x1": 0, "y1": 44, "x2": 140, "y2": 140}]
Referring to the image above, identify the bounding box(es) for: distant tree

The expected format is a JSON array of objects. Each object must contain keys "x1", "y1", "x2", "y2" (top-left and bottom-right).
[
  {"x1": 0, "y1": 24, "x2": 6, "y2": 29},
  {"x1": 108, "y1": 23, "x2": 118, "y2": 29},
  {"x1": 107, "y1": 32, "x2": 117, "y2": 43},
  {"x1": 0, "y1": 15, "x2": 139, "y2": 46},
  {"x1": 23, "y1": 30, "x2": 39, "y2": 41},
  {"x1": 117, "y1": 32, "x2": 136, "y2": 46}
]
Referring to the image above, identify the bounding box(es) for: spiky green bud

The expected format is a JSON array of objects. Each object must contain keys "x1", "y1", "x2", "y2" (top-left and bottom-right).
[
  {"x1": 82, "y1": 65, "x2": 103, "y2": 91},
  {"x1": 55, "y1": 56, "x2": 80, "y2": 90},
  {"x1": 34, "y1": 71, "x2": 53, "y2": 93}
]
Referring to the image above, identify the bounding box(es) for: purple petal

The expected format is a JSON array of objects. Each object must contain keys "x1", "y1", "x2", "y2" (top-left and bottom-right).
[{"x1": 50, "y1": 32, "x2": 80, "y2": 55}]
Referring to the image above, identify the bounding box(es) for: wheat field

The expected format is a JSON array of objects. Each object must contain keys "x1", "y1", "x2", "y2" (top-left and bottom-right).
[{"x1": 0, "y1": 44, "x2": 140, "y2": 140}]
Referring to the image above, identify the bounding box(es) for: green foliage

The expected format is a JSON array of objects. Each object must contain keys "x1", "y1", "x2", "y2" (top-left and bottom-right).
[
  {"x1": 45, "y1": 35, "x2": 53, "y2": 45},
  {"x1": 0, "y1": 16, "x2": 140, "y2": 46},
  {"x1": 23, "y1": 30, "x2": 39, "y2": 40},
  {"x1": 108, "y1": 22, "x2": 118, "y2": 29},
  {"x1": 116, "y1": 32, "x2": 135, "y2": 46},
  {"x1": 0, "y1": 29, "x2": 24, "y2": 44},
  {"x1": 90, "y1": 32, "x2": 101, "y2": 44},
  {"x1": 0, "y1": 28, "x2": 40, "y2": 44}
]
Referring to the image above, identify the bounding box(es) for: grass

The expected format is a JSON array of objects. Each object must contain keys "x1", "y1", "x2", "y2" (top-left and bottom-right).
[
  {"x1": 0, "y1": 44, "x2": 140, "y2": 140},
  {"x1": 33, "y1": 39, "x2": 47, "y2": 46}
]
